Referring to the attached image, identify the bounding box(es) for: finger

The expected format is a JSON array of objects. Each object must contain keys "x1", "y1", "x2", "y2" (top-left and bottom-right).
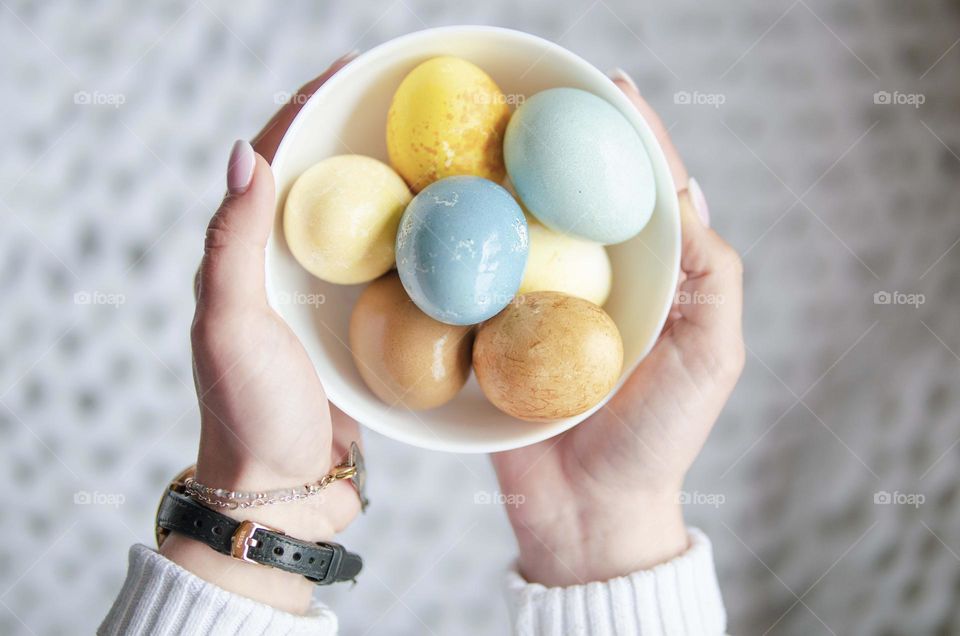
[
  {"x1": 191, "y1": 51, "x2": 359, "y2": 299},
  {"x1": 252, "y1": 50, "x2": 359, "y2": 163},
  {"x1": 673, "y1": 187, "x2": 742, "y2": 331},
  {"x1": 608, "y1": 69, "x2": 688, "y2": 190},
  {"x1": 195, "y1": 140, "x2": 275, "y2": 312}
]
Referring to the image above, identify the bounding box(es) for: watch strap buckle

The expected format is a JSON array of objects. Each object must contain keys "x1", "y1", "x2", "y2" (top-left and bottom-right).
[{"x1": 230, "y1": 520, "x2": 282, "y2": 563}]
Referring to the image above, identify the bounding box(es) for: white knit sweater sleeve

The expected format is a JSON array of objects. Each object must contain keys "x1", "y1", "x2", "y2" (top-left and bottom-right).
[
  {"x1": 98, "y1": 545, "x2": 338, "y2": 635},
  {"x1": 504, "y1": 528, "x2": 726, "y2": 635},
  {"x1": 100, "y1": 528, "x2": 724, "y2": 635}
]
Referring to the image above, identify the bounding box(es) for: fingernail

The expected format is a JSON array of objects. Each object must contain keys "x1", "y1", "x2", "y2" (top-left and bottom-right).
[
  {"x1": 607, "y1": 67, "x2": 639, "y2": 94},
  {"x1": 688, "y1": 177, "x2": 710, "y2": 227},
  {"x1": 227, "y1": 139, "x2": 255, "y2": 195}
]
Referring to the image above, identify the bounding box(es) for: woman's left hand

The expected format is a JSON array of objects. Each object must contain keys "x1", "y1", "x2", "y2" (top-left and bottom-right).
[{"x1": 160, "y1": 53, "x2": 362, "y2": 615}]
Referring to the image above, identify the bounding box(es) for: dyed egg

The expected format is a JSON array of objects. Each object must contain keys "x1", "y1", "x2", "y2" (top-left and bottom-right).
[
  {"x1": 349, "y1": 273, "x2": 474, "y2": 410},
  {"x1": 504, "y1": 88, "x2": 655, "y2": 244},
  {"x1": 520, "y1": 215, "x2": 612, "y2": 306},
  {"x1": 284, "y1": 155, "x2": 411, "y2": 284},
  {"x1": 473, "y1": 292, "x2": 623, "y2": 421},
  {"x1": 387, "y1": 56, "x2": 511, "y2": 192},
  {"x1": 395, "y1": 176, "x2": 528, "y2": 325}
]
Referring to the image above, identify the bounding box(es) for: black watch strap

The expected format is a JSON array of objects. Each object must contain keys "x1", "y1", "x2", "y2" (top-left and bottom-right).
[{"x1": 157, "y1": 490, "x2": 362, "y2": 585}]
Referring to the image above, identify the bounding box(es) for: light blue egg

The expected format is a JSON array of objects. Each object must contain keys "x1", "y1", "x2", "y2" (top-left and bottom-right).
[
  {"x1": 395, "y1": 176, "x2": 528, "y2": 326},
  {"x1": 504, "y1": 87, "x2": 656, "y2": 245}
]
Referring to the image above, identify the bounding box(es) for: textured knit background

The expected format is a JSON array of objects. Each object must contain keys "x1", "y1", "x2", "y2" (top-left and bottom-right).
[{"x1": 2, "y1": 1, "x2": 959, "y2": 634}]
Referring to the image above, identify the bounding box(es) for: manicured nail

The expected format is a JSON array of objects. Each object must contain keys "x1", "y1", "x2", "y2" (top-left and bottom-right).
[
  {"x1": 688, "y1": 177, "x2": 710, "y2": 227},
  {"x1": 607, "y1": 67, "x2": 639, "y2": 94},
  {"x1": 226, "y1": 139, "x2": 255, "y2": 195}
]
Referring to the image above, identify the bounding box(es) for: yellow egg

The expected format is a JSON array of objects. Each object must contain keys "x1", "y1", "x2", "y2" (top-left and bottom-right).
[
  {"x1": 519, "y1": 215, "x2": 612, "y2": 306},
  {"x1": 473, "y1": 292, "x2": 623, "y2": 422},
  {"x1": 283, "y1": 155, "x2": 411, "y2": 285},
  {"x1": 387, "y1": 56, "x2": 511, "y2": 192}
]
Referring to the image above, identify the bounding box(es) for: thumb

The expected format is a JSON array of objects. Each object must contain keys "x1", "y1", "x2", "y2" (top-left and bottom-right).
[{"x1": 196, "y1": 140, "x2": 276, "y2": 311}]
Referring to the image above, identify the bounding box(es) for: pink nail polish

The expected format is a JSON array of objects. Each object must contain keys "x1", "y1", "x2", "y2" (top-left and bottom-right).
[
  {"x1": 226, "y1": 139, "x2": 255, "y2": 195},
  {"x1": 688, "y1": 177, "x2": 710, "y2": 227},
  {"x1": 607, "y1": 68, "x2": 639, "y2": 94}
]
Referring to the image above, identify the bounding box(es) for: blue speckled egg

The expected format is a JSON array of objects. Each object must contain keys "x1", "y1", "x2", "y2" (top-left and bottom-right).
[
  {"x1": 395, "y1": 176, "x2": 528, "y2": 326},
  {"x1": 504, "y1": 87, "x2": 656, "y2": 245}
]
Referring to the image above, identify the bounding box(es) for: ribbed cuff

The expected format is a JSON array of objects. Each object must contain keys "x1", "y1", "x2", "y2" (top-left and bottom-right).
[
  {"x1": 505, "y1": 528, "x2": 726, "y2": 636},
  {"x1": 99, "y1": 544, "x2": 338, "y2": 636}
]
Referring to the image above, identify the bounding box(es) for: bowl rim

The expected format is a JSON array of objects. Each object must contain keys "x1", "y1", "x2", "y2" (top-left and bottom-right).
[{"x1": 268, "y1": 25, "x2": 681, "y2": 453}]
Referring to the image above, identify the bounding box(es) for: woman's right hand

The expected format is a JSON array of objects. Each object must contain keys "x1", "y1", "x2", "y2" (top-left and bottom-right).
[{"x1": 493, "y1": 71, "x2": 745, "y2": 587}]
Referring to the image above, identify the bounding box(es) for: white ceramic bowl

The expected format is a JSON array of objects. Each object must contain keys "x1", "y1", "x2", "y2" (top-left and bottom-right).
[{"x1": 266, "y1": 26, "x2": 680, "y2": 453}]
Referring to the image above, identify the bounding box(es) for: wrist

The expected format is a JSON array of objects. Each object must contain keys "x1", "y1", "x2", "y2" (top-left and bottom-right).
[
  {"x1": 160, "y1": 531, "x2": 316, "y2": 614},
  {"x1": 192, "y1": 443, "x2": 360, "y2": 539},
  {"x1": 512, "y1": 491, "x2": 688, "y2": 587},
  {"x1": 159, "y1": 462, "x2": 358, "y2": 615}
]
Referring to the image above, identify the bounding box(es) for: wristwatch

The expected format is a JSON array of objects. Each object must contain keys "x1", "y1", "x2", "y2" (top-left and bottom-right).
[{"x1": 156, "y1": 488, "x2": 363, "y2": 584}]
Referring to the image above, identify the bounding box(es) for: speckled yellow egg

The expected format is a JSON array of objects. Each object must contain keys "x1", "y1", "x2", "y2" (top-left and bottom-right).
[
  {"x1": 387, "y1": 56, "x2": 511, "y2": 192},
  {"x1": 473, "y1": 292, "x2": 623, "y2": 422},
  {"x1": 519, "y1": 215, "x2": 612, "y2": 306},
  {"x1": 283, "y1": 155, "x2": 411, "y2": 285}
]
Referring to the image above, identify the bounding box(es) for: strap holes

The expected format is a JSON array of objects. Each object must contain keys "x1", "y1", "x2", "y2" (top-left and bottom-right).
[
  {"x1": 292, "y1": 552, "x2": 301, "y2": 561},
  {"x1": 193, "y1": 519, "x2": 202, "y2": 529},
  {"x1": 308, "y1": 557, "x2": 315, "y2": 564},
  {"x1": 273, "y1": 547, "x2": 284, "y2": 556},
  {"x1": 212, "y1": 526, "x2": 222, "y2": 536}
]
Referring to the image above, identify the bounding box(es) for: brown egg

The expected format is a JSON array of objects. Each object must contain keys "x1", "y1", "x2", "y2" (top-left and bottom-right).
[
  {"x1": 349, "y1": 272, "x2": 474, "y2": 410},
  {"x1": 473, "y1": 291, "x2": 623, "y2": 421}
]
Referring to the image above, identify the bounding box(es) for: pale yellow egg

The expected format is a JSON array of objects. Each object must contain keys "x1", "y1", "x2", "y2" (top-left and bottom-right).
[
  {"x1": 387, "y1": 56, "x2": 511, "y2": 192},
  {"x1": 283, "y1": 155, "x2": 411, "y2": 285},
  {"x1": 519, "y1": 216, "x2": 612, "y2": 306}
]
